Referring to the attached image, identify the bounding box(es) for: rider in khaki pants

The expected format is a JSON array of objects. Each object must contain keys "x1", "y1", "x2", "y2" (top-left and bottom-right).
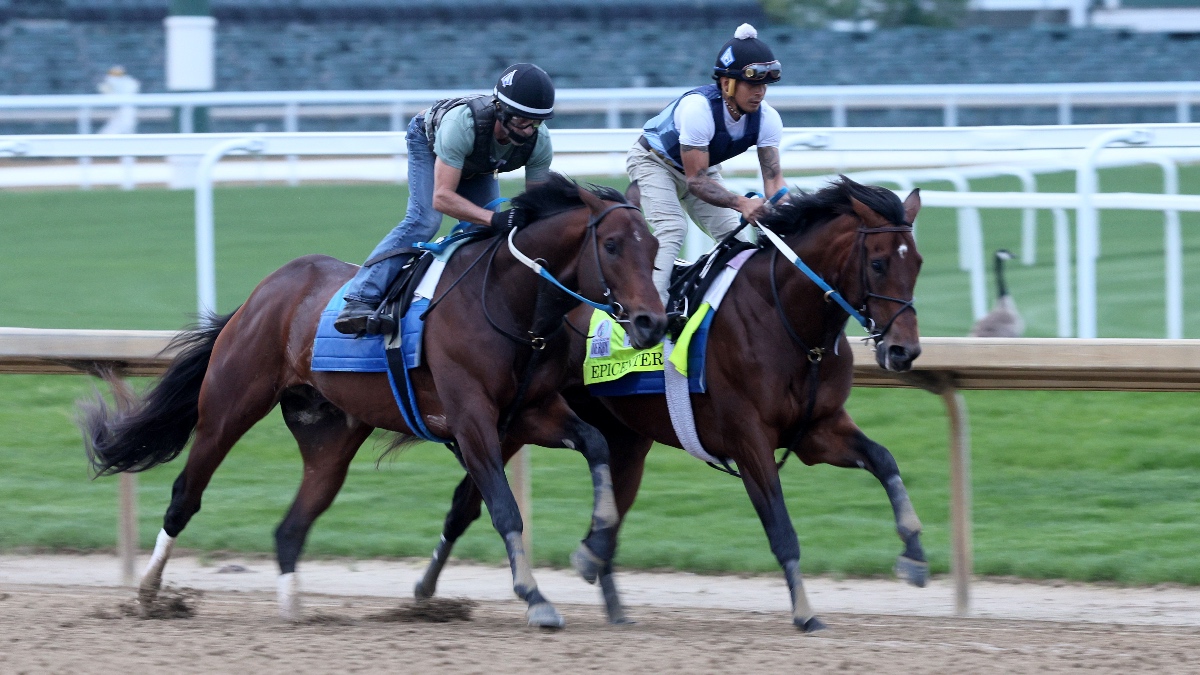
[{"x1": 629, "y1": 23, "x2": 787, "y2": 304}]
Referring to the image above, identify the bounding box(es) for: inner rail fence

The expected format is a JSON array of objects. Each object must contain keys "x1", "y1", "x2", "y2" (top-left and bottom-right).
[
  {"x1": 4, "y1": 123, "x2": 1200, "y2": 341},
  {"x1": 4, "y1": 327, "x2": 1199, "y2": 616},
  {"x1": 4, "y1": 81, "x2": 1200, "y2": 133}
]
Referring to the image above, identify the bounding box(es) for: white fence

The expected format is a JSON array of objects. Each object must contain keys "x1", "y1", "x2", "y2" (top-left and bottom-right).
[
  {"x1": 6, "y1": 124, "x2": 1199, "y2": 338},
  {"x1": 3, "y1": 81, "x2": 1200, "y2": 133}
]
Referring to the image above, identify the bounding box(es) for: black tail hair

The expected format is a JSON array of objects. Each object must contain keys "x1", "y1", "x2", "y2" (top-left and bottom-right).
[{"x1": 80, "y1": 311, "x2": 236, "y2": 477}]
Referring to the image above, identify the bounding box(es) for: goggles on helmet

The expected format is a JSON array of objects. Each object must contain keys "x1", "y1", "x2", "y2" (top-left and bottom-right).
[{"x1": 739, "y1": 61, "x2": 781, "y2": 82}]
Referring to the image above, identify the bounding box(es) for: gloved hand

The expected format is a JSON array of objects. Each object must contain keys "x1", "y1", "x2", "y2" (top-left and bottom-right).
[{"x1": 490, "y1": 207, "x2": 527, "y2": 231}]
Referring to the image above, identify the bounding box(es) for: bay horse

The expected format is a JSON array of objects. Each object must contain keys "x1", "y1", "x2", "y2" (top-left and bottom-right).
[
  {"x1": 411, "y1": 177, "x2": 926, "y2": 632},
  {"x1": 80, "y1": 174, "x2": 667, "y2": 628}
]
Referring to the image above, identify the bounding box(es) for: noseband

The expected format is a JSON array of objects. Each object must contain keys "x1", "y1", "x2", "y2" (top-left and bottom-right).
[{"x1": 853, "y1": 225, "x2": 917, "y2": 344}]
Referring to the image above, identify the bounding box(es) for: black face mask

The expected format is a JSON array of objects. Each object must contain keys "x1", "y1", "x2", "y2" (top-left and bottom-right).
[{"x1": 505, "y1": 122, "x2": 537, "y2": 145}]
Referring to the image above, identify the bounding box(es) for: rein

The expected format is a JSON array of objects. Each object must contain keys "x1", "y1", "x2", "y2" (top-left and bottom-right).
[{"x1": 756, "y1": 219, "x2": 915, "y2": 471}]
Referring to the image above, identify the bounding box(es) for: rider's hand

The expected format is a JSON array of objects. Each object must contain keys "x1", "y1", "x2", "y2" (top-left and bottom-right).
[
  {"x1": 490, "y1": 207, "x2": 527, "y2": 231},
  {"x1": 738, "y1": 196, "x2": 766, "y2": 224}
]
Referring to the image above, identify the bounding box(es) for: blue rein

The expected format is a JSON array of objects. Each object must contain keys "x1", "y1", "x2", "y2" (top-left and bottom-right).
[{"x1": 749, "y1": 188, "x2": 876, "y2": 335}]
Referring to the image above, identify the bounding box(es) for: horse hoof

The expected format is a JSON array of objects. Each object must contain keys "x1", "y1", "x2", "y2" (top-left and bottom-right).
[
  {"x1": 895, "y1": 555, "x2": 929, "y2": 588},
  {"x1": 795, "y1": 616, "x2": 827, "y2": 633},
  {"x1": 526, "y1": 602, "x2": 565, "y2": 630},
  {"x1": 570, "y1": 544, "x2": 603, "y2": 585},
  {"x1": 413, "y1": 580, "x2": 434, "y2": 600}
]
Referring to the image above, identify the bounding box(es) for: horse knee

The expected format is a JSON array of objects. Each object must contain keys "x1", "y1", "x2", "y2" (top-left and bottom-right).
[
  {"x1": 162, "y1": 472, "x2": 200, "y2": 537},
  {"x1": 570, "y1": 421, "x2": 611, "y2": 466}
]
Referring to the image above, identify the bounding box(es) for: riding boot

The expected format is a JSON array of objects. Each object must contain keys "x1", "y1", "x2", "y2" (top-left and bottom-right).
[
  {"x1": 333, "y1": 299, "x2": 397, "y2": 336},
  {"x1": 334, "y1": 251, "x2": 416, "y2": 336}
]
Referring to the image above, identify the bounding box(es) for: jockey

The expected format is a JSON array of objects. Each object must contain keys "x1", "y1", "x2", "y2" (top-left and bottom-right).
[
  {"x1": 335, "y1": 63, "x2": 556, "y2": 335},
  {"x1": 629, "y1": 24, "x2": 786, "y2": 304}
]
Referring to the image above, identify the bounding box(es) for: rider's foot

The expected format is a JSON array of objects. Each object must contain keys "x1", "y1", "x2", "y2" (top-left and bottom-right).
[{"x1": 333, "y1": 300, "x2": 396, "y2": 336}]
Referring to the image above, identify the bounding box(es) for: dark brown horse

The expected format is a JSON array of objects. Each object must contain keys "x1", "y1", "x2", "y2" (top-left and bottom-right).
[
  {"x1": 413, "y1": 177, "x2": 926, "y2": 631},
  {"x1": 81, "y1": 175, "x2": 666, "y2": 628}
]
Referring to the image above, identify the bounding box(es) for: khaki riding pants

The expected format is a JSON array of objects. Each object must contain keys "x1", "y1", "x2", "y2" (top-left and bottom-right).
[{"x1": 626, "y1": 142, "x2": 742, "y2": 305}]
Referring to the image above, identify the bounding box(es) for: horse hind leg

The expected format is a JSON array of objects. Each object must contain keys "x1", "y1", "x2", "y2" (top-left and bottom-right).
[
  {"x1": 274, "y1": 386, "x2": 372, "y2": 621},
  {"x1": 140, "y1": 367, "x2": 280, "y2": 612},
  {"x1": 414, "y1": 469, "x2": 485, "y2": 600}
]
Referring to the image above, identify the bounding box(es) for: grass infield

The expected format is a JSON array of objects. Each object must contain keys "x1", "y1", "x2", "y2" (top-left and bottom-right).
[{"x1": 1, "y1": 167, "x2": 1199, "y2": 584}]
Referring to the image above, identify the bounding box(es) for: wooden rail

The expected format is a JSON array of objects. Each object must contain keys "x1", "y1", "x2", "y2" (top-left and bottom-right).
[{"x1": 6, "y1": 327, "x2": 1200, "y2": 614}]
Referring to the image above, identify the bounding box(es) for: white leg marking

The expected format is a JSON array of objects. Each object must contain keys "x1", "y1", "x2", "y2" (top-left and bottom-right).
[{"x1": 278, "y1": 572, "x2": 301, "y2": 621}]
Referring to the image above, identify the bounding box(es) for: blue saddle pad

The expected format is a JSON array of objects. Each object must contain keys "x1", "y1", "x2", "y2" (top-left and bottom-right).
[
  {"x1": 311, "y1": 281, "x2": 390, "y2": 372},
  {"x1": 586, "y1": 310, "x2": 714, "y2": 397}
]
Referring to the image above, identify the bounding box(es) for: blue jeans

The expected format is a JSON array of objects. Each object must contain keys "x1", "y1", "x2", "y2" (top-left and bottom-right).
[{"x1": 344, "y1": 114, "x2": 500, "y2": 304}]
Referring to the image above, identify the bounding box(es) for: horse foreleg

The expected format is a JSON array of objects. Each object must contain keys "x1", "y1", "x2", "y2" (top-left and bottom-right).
[
  {"x1": 274, "y1": 386, "x2": 373, "y2": 621},
  {"x1": 564, "y1": 391, "x2": 653, "y2": 624},
  {"x1": 740, "y1": 453, "x2": 827, "y2": 633},
  {"x1": 798, "y1": 411, "x2": 928, "y2": 587},
  {"x1": 453, "y1": 410, "x2": 564, "y2": 629},
  {"x1": 511, "y1": 397, "x2": 620, "y2": 591}
]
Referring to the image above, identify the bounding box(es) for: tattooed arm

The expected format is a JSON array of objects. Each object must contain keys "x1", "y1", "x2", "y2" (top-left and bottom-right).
[
  {"x1": 758, "y1": 146, "x2": 785, "y2": 197},
  {"x1": 682, "y1": 144, "x2": 764, "y2": 222}
]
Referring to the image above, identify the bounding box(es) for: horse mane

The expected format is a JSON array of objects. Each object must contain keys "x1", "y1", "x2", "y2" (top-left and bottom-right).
[
  {"x1": 510, "y1": 172, "x2": 626, "y2": 225},
  {"x1": 759, "y1": 176, "x2": 907, "y2": 237}
]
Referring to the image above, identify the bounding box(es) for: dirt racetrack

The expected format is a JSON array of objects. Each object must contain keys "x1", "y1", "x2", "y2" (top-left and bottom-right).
[{"x1": 4, "y1": 554, "x2": 1200, "y2": 674}]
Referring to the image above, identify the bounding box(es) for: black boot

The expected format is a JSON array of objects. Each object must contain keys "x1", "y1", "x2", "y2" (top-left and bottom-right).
[{"x1": 333, "y1": 299, "x2": 396, "y2": 336}]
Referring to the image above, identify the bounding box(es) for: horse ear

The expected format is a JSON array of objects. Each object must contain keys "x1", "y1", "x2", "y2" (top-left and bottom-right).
[
  {"x1": 577, "y1": 185, "x2": 605, "y2": 214},
  {"x1": 849, "y1": 196, "x2": 888, "y2": 228},
  {"x1": 903, "y1": 188, "x2": 921, "y2": 224}
]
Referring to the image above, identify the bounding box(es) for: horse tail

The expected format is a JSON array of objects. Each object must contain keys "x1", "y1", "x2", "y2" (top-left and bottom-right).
[{"x1": 81, "y1": 310, "x2": 237, "y2": 477}]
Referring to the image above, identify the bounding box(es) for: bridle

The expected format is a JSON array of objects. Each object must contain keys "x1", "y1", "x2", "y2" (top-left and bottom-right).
[
  {"x1": 758, "y1": 219, "x2": 916, "y2": 350},
  {"x1": 490, "y1": 202, "x2": 642, "y2": 349}
]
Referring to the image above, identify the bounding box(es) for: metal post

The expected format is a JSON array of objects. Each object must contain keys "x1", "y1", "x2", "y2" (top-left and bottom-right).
[
  {"x1": 943, "y1": 97, "x2": 958, "y2": 127},
  {"x1": 509, "y1": 446, "x2": 533, "y2": 561},
  {"x1": 1160, "y1": 158, "x2": 1183, "y2": 339},
  {"x1": 118, "y1": 474, "x2": 138, "y2": 586},
  {"x1": 284, "y1": 102, "x2": 299, "y2": 186},
  {"x1": 78, "y1": 106, "x2": 93, "y2": 191},
  {"x1": 831, "y1": 98, "x2": 847, "y2": 127},
  {"x1": 390, "y1": 103, "x2": 406, "y2": 184},
  {"x1": 1076, "y1": 128, "x2": 1152, "y2": 338},
  {"x1": 194, "y1": 137, "x2": 265, "y2": 315},
  {"x1": 1177, "y1": 95, "x2": 1191, "y2": 124},
  {"x1": 943, "y1": 389, "x2": 972, "y2": 616},
  {"x1": 1058, "y1": 94, "x2": 1072, "y2": 125},
  {"x1": 1053, "y1": 208, "x2": 1074, "y2": 337},
  {"x1": 605, "y1": 101, "x2": 620, "y2": 129}
]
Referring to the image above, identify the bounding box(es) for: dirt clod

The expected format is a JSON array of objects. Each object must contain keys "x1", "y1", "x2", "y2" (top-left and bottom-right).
[
  {"x1": 367, "y1": 597, "x2": 476, "y2": 623},
  {"x1": 119, "y1": 586, "x2": 202, "y2": 620}
]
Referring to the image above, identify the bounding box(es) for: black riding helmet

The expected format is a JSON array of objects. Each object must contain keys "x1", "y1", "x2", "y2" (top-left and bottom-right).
[
  {"x1": 493, "y1": 63, "x2": 556, "y2": 121},
  {"x1": 712, "y1": 24, "x2": 781, "y2": 85}
]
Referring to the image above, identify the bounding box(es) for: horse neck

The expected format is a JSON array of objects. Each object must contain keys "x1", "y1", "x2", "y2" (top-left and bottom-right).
[
  {"x1": 745, "y1": 215, "x2": 861, "y2": 350},
  {"x1": 492, "y1": 207, "x2": 590, "y2": 326}
]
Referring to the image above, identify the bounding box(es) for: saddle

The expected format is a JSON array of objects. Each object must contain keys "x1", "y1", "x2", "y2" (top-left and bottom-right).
[
  {"x1": 665, "y1": 234, "x2": 756, "y2": 340},
  {"x1": 374, "y1": 226, "x2": 493, "y2": 332}
]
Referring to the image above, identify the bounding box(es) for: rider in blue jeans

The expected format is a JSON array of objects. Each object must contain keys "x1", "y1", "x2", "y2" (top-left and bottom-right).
[{"x1": 335, "y1": 63, "x2": 557, "y2": 335}]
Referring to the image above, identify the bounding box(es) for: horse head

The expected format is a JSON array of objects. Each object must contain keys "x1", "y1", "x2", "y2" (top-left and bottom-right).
[
  {"x1": 511, "y1": 174, "x2": 666, "y2": 350},
  {"x1": 847, "y1": 186, "x2": 923, "y2": 372},
  {"x1": 575, "y1": 185, "x2": 667, "y2": 349}
]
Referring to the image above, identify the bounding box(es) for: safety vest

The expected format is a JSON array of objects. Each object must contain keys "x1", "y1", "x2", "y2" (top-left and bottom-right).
[
  {"x1": 424, "y1": 95, "x2": 538, "y2": 179},
  {"x1": 642, "y1": 84, "x2": 761, "y2": 171}
]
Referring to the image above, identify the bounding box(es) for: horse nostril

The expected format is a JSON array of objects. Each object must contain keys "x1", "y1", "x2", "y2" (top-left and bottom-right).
[
  {"x1": 634, "y1": 314, "x2": 654, "y2": 334},
  {"x1": 888, "y1": 344, "x2": 910, "y2": 363}
]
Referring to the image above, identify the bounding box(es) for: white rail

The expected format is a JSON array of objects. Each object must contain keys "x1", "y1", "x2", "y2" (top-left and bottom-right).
[
  {"x1": 5, "y1": 124, "x2": 1200, "y2": 333},
  {"x1": 3, "y1": 81, "x2": 1199, "y2": 130}
]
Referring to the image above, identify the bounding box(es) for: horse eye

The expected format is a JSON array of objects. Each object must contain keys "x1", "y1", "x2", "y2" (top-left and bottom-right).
[
  {"x1": 871, "y1": 259, "x2": 886, "y2": 273},
  {"x1": 604, "y1": 240, "x2": 619, "y2": 255}
]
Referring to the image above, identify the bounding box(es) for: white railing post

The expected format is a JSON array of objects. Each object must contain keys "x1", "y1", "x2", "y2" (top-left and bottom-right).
[
  {"x1": 1058, "y1": 94, "x2": 1072, "y2": 125},
  {"x1": 284, "y1": 102, "x2": 300, "y2": 186},
  {"x1": 831, "y1": 98, "x2": 847, "y2": 127},
  {"x1": 194, "y1": 137, "x2": 265, "y2": 316},
  {"x1": 1053, "y1": 208, "x2": 1074, "y2": 337},
  {"x1": 78, "y1": 106, "x2": 93, "y2": 191},
  {"x1": 944, "y1": 96, "x2": 958, "y2": 127},
  {"x1": 1158, "y1": 158, "x2": 1183, "y2": 339},
  {"x1": 1075, "y1": 128, "x2": 1152, "y2": 338}
]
